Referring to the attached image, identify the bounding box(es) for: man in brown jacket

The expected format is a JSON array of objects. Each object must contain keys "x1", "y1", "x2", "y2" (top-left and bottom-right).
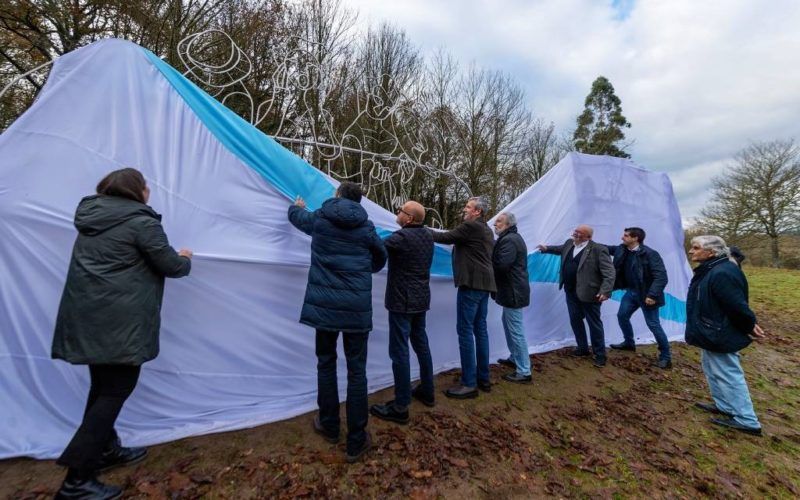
[
  {"x1": 430, "y1": 197, "x2": 496, "y2": 398},
  {"x1": 537, "y1": 224, "x2": 615, "y2": 367}
]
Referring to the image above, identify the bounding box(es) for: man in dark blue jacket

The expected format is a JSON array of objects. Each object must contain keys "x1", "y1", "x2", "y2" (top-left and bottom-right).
[
  {"x1": 370, "y1": 200, "x2": 435, "y2": 424},
  {"x1": 686, "y1": 235, "x2": 764, "y2": 436},
  {"x1": 491, "y1": 212, "x2": 532, "y2": 383},
  {"x1": 288, "y1": 182, "x2": 387, "y2": 463},
  {"x1": 603, "y1": 227, "x2": 672, "y2": 369}
]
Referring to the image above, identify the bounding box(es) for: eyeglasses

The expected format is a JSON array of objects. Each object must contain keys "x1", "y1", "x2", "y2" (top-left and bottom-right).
[{"x1": 396, "y1": 207, "x2": 412, "y2": 217}]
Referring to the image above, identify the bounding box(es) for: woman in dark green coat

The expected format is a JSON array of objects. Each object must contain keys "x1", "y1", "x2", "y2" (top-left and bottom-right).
[{"x1": 52, "y1": 168, "x2": 192, "y2": 500}]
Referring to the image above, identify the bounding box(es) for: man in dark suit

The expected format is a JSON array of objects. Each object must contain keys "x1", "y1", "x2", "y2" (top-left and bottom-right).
[
  {"x1": 430, "y1": 196, "x2": 496, "y2": 398},
  {"x1": 602, "y1": 227, "x2": 672, "y2": 369},
  {"x1": 370, "y1": 200, "x2": 435, "y2": 424},
  {"x1": 537, "y1": 224, "x2": 615, "y2": 367}
]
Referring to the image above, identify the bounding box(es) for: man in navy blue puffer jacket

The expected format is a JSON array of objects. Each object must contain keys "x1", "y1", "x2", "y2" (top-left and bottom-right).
[{"x1": 288, "y1": 182, "x2": 387, "y2": 463}]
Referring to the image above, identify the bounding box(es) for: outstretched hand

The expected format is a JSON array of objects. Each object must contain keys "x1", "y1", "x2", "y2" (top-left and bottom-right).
[{"x1": 294, "y1": 196, "x2": 306, "y2": 209}]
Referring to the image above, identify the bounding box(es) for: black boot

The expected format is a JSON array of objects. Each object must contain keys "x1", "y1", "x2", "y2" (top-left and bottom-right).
[
  {"x1": 370, "y1": 401, "x2": 410, "y2": 424},
  {"x1": 55, "y1": 470, "x2": 122, "y2": 500},
  {"x1": 96, "y1": 437, "x2": 148, "y2": 472}
]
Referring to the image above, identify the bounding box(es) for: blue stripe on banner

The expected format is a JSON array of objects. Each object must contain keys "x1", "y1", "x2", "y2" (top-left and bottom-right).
[
  {"x1": 144, "y1": 48, "x2": 686, "y2": 323},
  {"x1": 535, "y1": 253, "x2": 686, "y2": 323}
]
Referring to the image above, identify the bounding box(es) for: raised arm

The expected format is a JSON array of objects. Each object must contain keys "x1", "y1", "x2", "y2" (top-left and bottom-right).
[
  {"x1": 288, "y1": 205, "x2": 316, "y2": 236},
  {"x1": 135, "y1": 218, "x2": 191, "y2": 278},
  {"x1": 369, "y1": 227, "x2": 388, "y2": 272},
  {"x1": 430, "y1": 222, "x2": 473, "y2": 245},
  {"x1": 537, "y1": 242, "x2": 566, "y2": 255}
]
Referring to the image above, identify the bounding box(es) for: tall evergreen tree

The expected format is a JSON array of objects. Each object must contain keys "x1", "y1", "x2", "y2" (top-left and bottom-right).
[{"x1": 573, "y1": 76, "x2": 632, "y2": 158}]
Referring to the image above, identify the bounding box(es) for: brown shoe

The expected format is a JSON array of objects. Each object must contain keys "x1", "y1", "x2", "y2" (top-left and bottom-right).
[
  {"x1": 444, "y1": 385, "x2": 478, "y2": 399},
  {"x1": 346, "y1": 432, "x2": 373, "y2": 463},
  {"x1": 313, "y1": 415, "x2": 339, "y2": 444}
]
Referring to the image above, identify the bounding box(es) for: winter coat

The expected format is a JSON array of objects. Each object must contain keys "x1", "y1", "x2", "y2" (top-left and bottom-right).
[
  {"x1": 384, "y1": 224, "x2": 434, "y2": 314},
  {"x1": 491, "y1": 226, "x2": 530, "y2": 309},
  {"x1": 542, "y1": 239, "x2": 615, "y2": 303},
  {"x1": 430, "y1": 219, "x2": 496, "y2": 292},
  {"x1": 288, "y1": 198, "x2": 387, "y2": 332},
  {"x1": 605, "y1": 244, "x2": 668, "y2": 308},
  {"x1": 685, "y1": 256, "x2": 756, "y2": 353},
  {"x1": 52, "y1": 195, "x2": 191, "y2": 366}
]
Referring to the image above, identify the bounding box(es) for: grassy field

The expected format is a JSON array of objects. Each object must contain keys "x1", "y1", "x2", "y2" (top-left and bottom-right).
[{"x1": 2, "y1": 267, "x2": 799, "y2": 498}]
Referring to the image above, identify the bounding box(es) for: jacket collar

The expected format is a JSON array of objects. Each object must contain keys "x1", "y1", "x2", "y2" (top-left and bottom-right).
[
  {"x1": 498, "y1": 225, "x2": 518, "y2": 239},
  {"x1": 692, "y1": 256, "x2": 729, "y2": 282}
]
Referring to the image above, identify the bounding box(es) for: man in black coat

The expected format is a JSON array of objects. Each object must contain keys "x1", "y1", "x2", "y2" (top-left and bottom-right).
[
  {"x1": 686, "y1": 235, "x2": 764, "y2": 436},
  {"x1": 602, "y1": 227, "x2": 673, "y2": 369},
  {"x1": 537, "y1": 224, "x2": 615, "y2": 367},
  {"x1": 288, "y1": 182, "x2": 387, "y2": 463},
  {"x1": 491, "y1": 212, "x2": 532, "y2": 383},
  {"x1": 370, "y1": 200, "x2": 435, "y2": 424},
  {"x1": 430, "y1": 196, "x2": 496, "y2": 399}
]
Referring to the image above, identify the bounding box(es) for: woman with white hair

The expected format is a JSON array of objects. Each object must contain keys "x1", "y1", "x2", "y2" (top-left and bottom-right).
[{"x1": 686, "y1": 235, "x2": 765, "y2": 436}]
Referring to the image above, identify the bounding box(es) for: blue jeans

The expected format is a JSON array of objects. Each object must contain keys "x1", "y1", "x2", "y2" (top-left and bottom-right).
[
  {"x1": 502, "y1": 307, "x2": 531, "y2": 376},
  {"x1": 617, "y1": 289, "x2": 672, "y2": 361},
  {"x1": 701, "y1": 349, "x2": 761, "y2": 429},
  {"x1": 315, "y1": 329, "x2": 369, "y2": 455},
  {"x1": 389, "y1": 311, "x2": 434, "y2": 408},
  {"x1": 564, "y1": 290, "x2": 606, "y2": 359},
  {"x1": 456, "y1": 287, "x2": 490, "y2": 387}
]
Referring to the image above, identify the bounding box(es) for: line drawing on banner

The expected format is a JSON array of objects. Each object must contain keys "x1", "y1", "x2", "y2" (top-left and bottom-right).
[{"x1": 177, "y1": 29, "x2": 470, "y2": 228}]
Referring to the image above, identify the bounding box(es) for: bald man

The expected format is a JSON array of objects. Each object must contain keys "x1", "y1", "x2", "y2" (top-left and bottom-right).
[
  {"x1": 537, "y1": 225, "x2": 615, "y2": 367},
  {"x1": 370, "y1": 201, "x2": 435, "y2": 424}
]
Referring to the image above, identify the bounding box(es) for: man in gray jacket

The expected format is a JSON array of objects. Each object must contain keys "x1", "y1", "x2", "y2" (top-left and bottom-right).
[
  {"x1": 537, "y1": 224, "x2": 615, "y2": 367},
  {"x1": 431, "y1": 196, "x2": 496, "y2": 398}
]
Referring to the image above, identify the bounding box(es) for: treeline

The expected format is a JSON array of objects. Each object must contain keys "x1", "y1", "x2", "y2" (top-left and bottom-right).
[
  {"x1": 0, "y1": 0, "x2": 574, "y2": 226},
  {"x1": 694, "y1": 139, "x2": 800, "y2": 268}
]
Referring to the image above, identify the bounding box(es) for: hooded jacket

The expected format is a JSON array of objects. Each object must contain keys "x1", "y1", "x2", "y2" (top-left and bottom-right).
[
  {"x1": 52, "y1": 195, "x2": 191, "y2": 365},
  {"x1": 288, "y1": 198, "x2": 387, "y2": 332}
]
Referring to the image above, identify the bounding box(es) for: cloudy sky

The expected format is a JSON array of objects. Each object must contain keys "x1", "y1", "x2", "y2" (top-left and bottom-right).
[{"x1": 341, "y1": 0, "x2": 800, "y2": 222}]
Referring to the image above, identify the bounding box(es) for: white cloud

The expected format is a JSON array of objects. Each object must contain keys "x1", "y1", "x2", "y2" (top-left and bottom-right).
[{"x1": 341, "y1": 0, "x2": 800, "y2": 219}]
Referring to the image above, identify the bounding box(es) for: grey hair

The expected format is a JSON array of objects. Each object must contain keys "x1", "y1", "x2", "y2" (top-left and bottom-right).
[
  {"x1": 499, "y1": 212, "x2": 517, "y2": 226},
  {"x1": 468, "y1": 196, "x2": 488, "y2": 216},
  {"x1": 691, "y1": 235, "x2": 730, "y2": 258}
]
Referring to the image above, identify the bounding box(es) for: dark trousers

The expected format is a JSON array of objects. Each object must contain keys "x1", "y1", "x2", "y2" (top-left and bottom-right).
[
  {"x1": 57, "y1": 364, "x2": 141, "y2": 475},
  {"x1": 315, "y1": 329, "x2": 369, "y2": 455},
  {"x1": 388, "y1": 311, "x2": 434, "y2": 408},
  {"x1": 564, "y1": 290, "x2": 606, "y2": 359}
]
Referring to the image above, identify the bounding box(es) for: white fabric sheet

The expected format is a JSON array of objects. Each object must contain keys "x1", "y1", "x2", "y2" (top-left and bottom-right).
[{"x1": 0, "y1": 39, "x2": 691, "y2": 459}]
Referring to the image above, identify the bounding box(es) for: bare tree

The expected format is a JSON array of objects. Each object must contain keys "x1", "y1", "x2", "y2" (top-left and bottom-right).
[{"x1": 701, "y1": 139, "x2": 800, "y2": 267}]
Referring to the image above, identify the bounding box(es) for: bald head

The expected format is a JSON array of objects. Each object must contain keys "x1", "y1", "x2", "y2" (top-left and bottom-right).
[
  {"x1": 572, "y1": 224, "x2": 593, "y2": 244},
  {"x1": 397, "y1": 200, "x2": 425, "y2": 226},
  {"x1": 404, "y1": 201, "x2": 425, "y2": 223}
]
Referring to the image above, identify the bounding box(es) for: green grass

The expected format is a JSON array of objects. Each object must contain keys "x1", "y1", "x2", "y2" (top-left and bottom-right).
[{"x1": 745, "y1": 266, "x2": 800, "y2": 317}]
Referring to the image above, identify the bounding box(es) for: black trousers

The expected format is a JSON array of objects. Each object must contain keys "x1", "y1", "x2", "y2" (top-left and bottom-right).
[
  {"x1": 315, "y1": 329, "x2": 369, "y2": 456},
  {"x1": 564, "y1": 289, "x2": 606, "y2": 358},
  {"x1": 57, "y1": 364, "x2": 141, "y2": 475}
]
